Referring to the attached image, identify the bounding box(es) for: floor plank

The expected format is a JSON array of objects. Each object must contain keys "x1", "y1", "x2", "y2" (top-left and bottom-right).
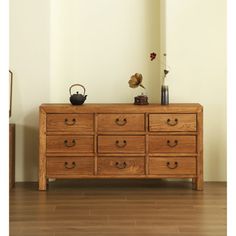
[{"x1": 10, "y1": 180, "x2": 226, "y2": 236}]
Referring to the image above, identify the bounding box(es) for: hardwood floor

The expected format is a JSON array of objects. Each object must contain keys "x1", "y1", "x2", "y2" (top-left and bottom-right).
[{"x1": 10, "y1": 180, "x2": 226, "y2": 236}]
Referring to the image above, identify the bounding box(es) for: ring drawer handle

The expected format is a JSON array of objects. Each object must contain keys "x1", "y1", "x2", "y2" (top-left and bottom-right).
[
  {"x1": 167, "y1": 118, "x2": 178, "y2": 126},
  {"x1": 167, "y1": 140, "x2": 178, "y2": 147},
  {"x1": 64, "y1": 118, "x2": 76, "y2": 126},
  {"x1": 115, "y1": 140, "x2": 127, "y2": 148},
  {"x1": 64, "y1": 161, "x2": 76, "y2": 169},
  {"x1": 64, "y1": 139, "x2": 76, "y2": 147},
  {"x1": 166, "y1": 161, "x2": 178, "y2": 169},
  {"x1": 115, "y1": 161, "x2": 127, "y2": 169},
  {"x1": 115, "y1": 118, "x2": 127, "y2": 126}
]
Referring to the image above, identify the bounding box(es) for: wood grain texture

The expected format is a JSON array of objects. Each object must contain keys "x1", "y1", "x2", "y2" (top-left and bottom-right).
[
  {"x1": 149, "y1": 157, "x2": 196, "y2": 175},
  {"x1": 40, "y1": 103, "x2": 203, "y2": 113},
  {"x1": 46, "y1": 135, "x2": 94, "y2": 153},
  {"x1": 10, "y1": 181, "x2": 226, "y2": 236},
  {"x1": 97, "y1": 113, "x2": 145, "y2": 132},
  {"x1": 9, "y1": 123, "x2": 15, "y2": 190},
  {"x1": 39, "y1": 107, "x2": 47, "y2": 190},
  {"x1": 149, "y1": 113, "x2": 196, "y2": 132},
  {"x1": 97, "y1": 157, "x2": 145, "y2": 175},
  {"x1": 196, "y1": 107, "x2": 204, "y2": 190},
  {"x1": 145, "y1": 112, "x2": 149, "y2": 175},
  {"x1": 47, "y1": 113, "x2": 94, "y2": 132},
  {"x1": 98, "y1": 135, "x2": 145, "y2": 154},
  {"x1": 39, "y1": 103, "x2": 204, "y2": 191},
  {"x1": 94, "y1": 113, "x2": 98, "y2": 175},
  {"x1": 149, "y1": 135, "x2": 196, "y2": 153},
  {"x1": 47, "y1": 157, "x2": 94, "y2": 177}
]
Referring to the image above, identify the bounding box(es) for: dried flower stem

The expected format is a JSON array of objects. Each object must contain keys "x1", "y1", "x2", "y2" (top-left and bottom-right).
[{"x1": 150, "y1": 52, "x2": 170, "y2": 85}]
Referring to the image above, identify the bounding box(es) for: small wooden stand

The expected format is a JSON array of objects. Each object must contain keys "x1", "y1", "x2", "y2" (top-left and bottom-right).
[{"x1": 9, "y1": 123, "x2": 15, "y2": 190}]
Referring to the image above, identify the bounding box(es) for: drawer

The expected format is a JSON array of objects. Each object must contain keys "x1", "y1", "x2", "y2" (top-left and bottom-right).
[
  {"x1": 97, "y1": 114, "x2": 145, "y2": 132},
  {"x1": 46, "y1": 135, "x2": 94, "y2": 153},
  {"x1": 149, "y1": 114, "x2": 196, "y2": 132},
  {"x1": 98, "y1": 135, "x2": 145, "y2": 153},
  {"x1": 149, "y1": 157, "x2": 196, "y2": 175},
  {"x1": 47, "y1": 157, "x2": 94, "y2": 177},
  {"x1": 46, "y1": 114, "x2": 94, "y2": 132},
  {"x1": 98, "y1": 157, "x2": 145, "y2": 175},
  {"x1": 149, "y1": 135, "x2": 196, "y2": 153}
]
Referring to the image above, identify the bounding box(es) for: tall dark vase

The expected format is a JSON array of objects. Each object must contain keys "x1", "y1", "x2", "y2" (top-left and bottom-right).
[{"x1": 161, "y1": 85, "x2": 169, "y2": 105}]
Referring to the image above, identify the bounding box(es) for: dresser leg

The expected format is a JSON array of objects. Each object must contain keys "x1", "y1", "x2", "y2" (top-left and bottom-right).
[
  {"x1": 193, "y1": 177, "x2": 204, "y2": 191},
  {"x1": 39, "y1": 176, "x2": 47, "y2": 191}
]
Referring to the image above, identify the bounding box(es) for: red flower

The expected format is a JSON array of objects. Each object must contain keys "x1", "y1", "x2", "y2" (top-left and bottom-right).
[{"x1": 150, "y1": 52, "x2": 157, "y2": 61}]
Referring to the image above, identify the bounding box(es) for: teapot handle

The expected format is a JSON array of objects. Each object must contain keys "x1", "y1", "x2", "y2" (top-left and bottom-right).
[{"x1": 69, "y1": 84, "x2": 86, "y2": 96}]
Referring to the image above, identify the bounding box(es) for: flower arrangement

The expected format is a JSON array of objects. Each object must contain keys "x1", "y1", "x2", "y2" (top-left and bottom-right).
[
  {"x1": 150, "y1": 52, "x2": 171, "y2": 105},
  {"x1": 128, "y1": 52, "x2": 170, "y2": 89},
  {"x1": 127, "y1": 52, "x2": 170, "y2": 105},
  {"x1": 150, "y1": 52, "x2": 170, "y2": 85}
]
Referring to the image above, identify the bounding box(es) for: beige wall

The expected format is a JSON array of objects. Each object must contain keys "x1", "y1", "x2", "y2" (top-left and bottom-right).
[
  {"x1": 10, "y1": 0, "x2": 50, "y2": 181},
  {"x1": 50, "y1": 0, "x2": 161, "y2": 103},
  {"x1": 10, "y1": 0, "x2": 162, "y2": 181},
  {"x1": 165, "y1": 0, "x2": 227, "y2": 181},
  {"x1": 10, "y1": 0, "x2": 226, "y2": 182}
]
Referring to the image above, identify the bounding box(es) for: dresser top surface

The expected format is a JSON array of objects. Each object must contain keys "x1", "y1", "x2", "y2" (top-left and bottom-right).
[{"x1": 40, "y1": 103, "x2": 203, "y2": 113}]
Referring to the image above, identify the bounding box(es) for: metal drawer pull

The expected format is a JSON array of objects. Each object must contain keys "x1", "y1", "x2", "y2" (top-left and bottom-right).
[
  {"x1": 167, "y1": 140, "x2": 178, "y2": 147},
  {"x1": 64, "y1": 161, "x2": 76, "y2": 169},
  {"x1": 115, "y1": 118, "x2": 127, "y2": 126},
  {"x1": 167, "y1": 118, "x2": 178, "y2": 126},
  {"x1": 64, "y1": 139, "x2": 76, "y2": 147},
  {"x1": 115, "y1": 140, "x2": 127, "y2": 148},
  {"x1": 115, "y1": 161, "x2": 127, "y2": 169},
  {"x1": 167, "y1": 161, "x2": 178, "y2": 169},
  {"x1": 64, "y1": 118, "x2": 76, "y2": 126}
]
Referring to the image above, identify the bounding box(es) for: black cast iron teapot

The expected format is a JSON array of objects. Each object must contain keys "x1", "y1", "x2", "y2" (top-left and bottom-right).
[{"x1": 69, "y1": 84, "x2": 87, "y2": 105}]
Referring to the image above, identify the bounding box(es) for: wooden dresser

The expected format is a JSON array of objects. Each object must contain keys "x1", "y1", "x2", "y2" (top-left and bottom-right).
[{"x1": 39, "y1": 103, "x2": 203, "y2": 190}]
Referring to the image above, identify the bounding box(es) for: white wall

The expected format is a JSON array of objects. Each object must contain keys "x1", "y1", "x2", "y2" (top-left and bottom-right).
[
  {"x1": 10, "y1": 0, "x2": 50, "y2": 181},
  {"x1": 10, "y1": 0, "x2": 226, "y2": 182},
  {"x1": 165, "y1": 0, "x2": 227, "y2": 181}
]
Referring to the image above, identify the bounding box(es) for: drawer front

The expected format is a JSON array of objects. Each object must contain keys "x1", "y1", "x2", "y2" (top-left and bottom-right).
[
  {"x1": 98, "y1": 135, "x2": 145, "y2": 154},
  {"x1": 47, "y1": 135, "x2": 94, "y2": 153},
  {"x1": 149, "y1": 157, "x2": 196, "y2": 175},
  {"x1": 149, "y1": 135, "x2": 196, "y2": 153},
  {"x1": 47, "y1": 157, "x2": 94, "y2": 176},
  {"x1": 97, "y1": 114, "x2": 145, "y2": 132},
  {"x1": 98, "y1": 157, "x2": 145, "y2": 175},
  {"x1": 149, "y1": 114, "x2": 196, "y2": 132},
  {"x1": 47, "y1": 114, "x2": 94, "y2": 132}
]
